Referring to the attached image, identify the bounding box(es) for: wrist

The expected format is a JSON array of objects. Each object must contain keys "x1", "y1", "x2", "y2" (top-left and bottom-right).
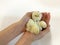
[
  {"x1": 16, "y1": 32, "x2": 34, "y2": 45},
  {"x1": 24, "y1": 32, "x2": 34, "y2": 41},
  {"x1": 16, "y1": 22, "x2": 25, "y2": 32}
]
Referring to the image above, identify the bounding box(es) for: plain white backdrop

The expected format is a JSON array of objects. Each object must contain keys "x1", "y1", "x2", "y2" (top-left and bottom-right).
[{"x1": 0, "y1": 0, "x2": 60, "y2": 45}]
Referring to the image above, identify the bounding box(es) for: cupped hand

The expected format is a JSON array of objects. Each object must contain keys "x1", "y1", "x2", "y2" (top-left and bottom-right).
[
  {"x1": 17, "y1": 12, "x2": 32, "y2": 32},
  {"x1": 23, "y1": 12, "x2": 50, "y2": 41}
]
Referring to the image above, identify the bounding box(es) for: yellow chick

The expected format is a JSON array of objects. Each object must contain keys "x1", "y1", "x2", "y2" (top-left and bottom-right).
[
  {"x1": 26, "y1": 19, "x2": 40, "y2": 34},
  {"x1": 32, "y1": 11, "x2": 42, "y2": 22},
  {"x1": 39, "y1": 21, "x2": 47, "y2": 28},
  {"x1": 26, "y1": 11, "x2": 47, "y2": 35}
]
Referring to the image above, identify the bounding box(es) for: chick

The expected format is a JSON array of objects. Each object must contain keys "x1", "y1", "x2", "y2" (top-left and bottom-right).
[
  {"x1": 26, "y1": 11, "x2": 47, "y2": 35},
  {"x1": 39, "y1": 21, "x2": 47, "y2": 28},
  {"x1": 32, "y1": 11, "x2": 42, "y2": 22},
  {"x1": 26, "y1": 19, "x2": 40, "y2": 34}
]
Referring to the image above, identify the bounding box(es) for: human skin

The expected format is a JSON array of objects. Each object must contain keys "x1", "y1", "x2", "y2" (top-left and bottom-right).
[
  {"x1": 15, "y1": 12, "x2": 50, "y2": 45},
  {"x1": 0, "y1": 12, "x2": 32, "y2": 45},
  {"x1": 0, "y1": 12, "x2": 50, "y2": 45}
]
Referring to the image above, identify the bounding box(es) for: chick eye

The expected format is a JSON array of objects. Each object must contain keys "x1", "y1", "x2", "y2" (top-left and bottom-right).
[{"x1": 35, "y1": 15, "x2": 39, "y2": 17}]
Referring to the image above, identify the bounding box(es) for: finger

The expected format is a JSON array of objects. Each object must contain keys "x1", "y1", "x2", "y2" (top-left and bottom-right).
[
  {"x1": 41, "y1": 12, "x2": 47, "y2": 21},
  {"x1": 41, "y1": 12, "x2": 50, "y2": 25},
  {"x1": 41, "y1": 25, "x2": 50, "y2": 35},
  {"x1": 45, "y1": 13, "x2": 50, "y2": 25},
  {"x1": 25, "y1": 12, "x2": 32, "y2": 17},
  {"x1": 23, "y1": 12, "x2": 32, "y2": 22},
  {"x1": 19, "y1": 12, "x2": 32, "y2": 32},
  {"x1": 38, "y1": 26, "x2": 50, "y2": 38}
]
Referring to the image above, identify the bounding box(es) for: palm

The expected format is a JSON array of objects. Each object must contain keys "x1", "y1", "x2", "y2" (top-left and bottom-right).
[
  {"x1": 30, "y1": 12, "x2": 50, "y2": 40},
  {"x1": 23, "y1": 12, "x2": 50, "y2": 40}
]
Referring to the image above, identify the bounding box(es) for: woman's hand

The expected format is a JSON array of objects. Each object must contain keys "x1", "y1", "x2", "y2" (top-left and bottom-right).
[
  {"x1": 0, "y1": 12, "x2": 32, "y2": 45},
  {"x1": 16, "y1": 12, "x2": 50, "y2": 45},
  {"x1": 33, "y1": 12, "x2": 50, "y2": 40},
  {"x1": 17, "y1": 12, "x2": 32, "y2": 32},
  {"x1": 24, "y1": 12, "x2": 50, "y2": 41}
]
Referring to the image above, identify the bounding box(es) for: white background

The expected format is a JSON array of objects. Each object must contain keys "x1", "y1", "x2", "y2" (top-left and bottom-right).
[{"x1": 0, "y1": 0, "x2": 60, "y2": 45}]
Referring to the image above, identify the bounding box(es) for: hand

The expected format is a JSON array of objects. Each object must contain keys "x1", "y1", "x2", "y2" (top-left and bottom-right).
[
  {"x1": 15, "y1": 12, "x2": 50, "y2": 45},
  {"x1": 23, "y1": 12, "x2": 50, "y2": 41},
  {"x1": 17, "y1": 12, "x2": 32, "y2": 32}
]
